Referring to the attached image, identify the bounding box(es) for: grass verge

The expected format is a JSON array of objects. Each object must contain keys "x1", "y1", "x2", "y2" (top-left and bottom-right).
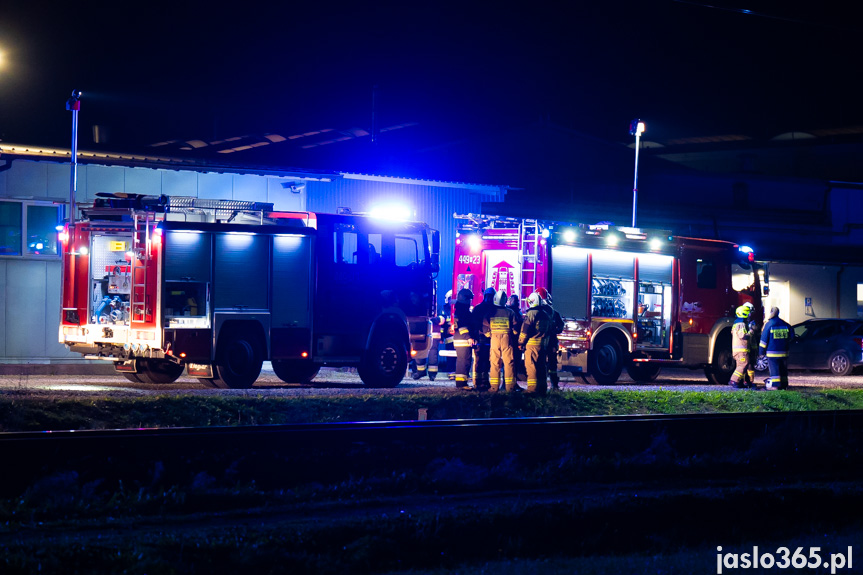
[{"x1": 1, "y1": 388, "x2": 863, "y2": 432}]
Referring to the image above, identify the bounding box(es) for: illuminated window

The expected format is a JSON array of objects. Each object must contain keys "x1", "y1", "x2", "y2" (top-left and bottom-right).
[{"x1": 0, "y1": 200, "x2": 62, "y2": 258}]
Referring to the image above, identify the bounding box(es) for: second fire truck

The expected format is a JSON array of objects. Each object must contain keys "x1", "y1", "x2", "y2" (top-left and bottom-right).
[
  {"x1": 59, "y1": 195, "x2": 439, "y2": 388},
  {"x1": 452, "y1": 214, "x2": 763, "y2": 385}
]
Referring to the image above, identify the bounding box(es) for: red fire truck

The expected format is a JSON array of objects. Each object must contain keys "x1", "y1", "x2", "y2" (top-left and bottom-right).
[
  {"x1": 59, "y1": 194, "x2": 439, "y2": 388},
  {"x1": 452, "y1": 214, "x2": 763, "y2": 385}
]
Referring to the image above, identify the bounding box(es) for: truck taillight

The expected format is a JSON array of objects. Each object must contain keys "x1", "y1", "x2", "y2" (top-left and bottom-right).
[
  {"x1": 855, "y1": 337, "x2": 863, "y2": 350},
  {"x1": 63, "y1": 326, "x2": 85, "y2": 336},
  {"x1": 58, "y1": 224, "x2": 69, "y2": 244}
]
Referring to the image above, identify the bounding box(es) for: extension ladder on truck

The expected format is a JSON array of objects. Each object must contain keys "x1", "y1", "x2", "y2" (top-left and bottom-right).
[
  {"x1": 130, "y1": 210, "x2": 155, "y2": 325},
  {"x1": 518, "y1": 219, "x2": 540, "y2": 301}
]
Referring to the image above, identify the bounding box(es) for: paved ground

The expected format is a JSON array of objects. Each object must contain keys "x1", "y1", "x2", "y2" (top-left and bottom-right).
[{"x1": 1, "y1": 363, "x2": 862, "y2": 397}]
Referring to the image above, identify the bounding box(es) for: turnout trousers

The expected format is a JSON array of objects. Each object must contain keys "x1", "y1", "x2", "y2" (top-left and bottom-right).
[
  {"x1": 489, "y1": 332, "x2": 516, "y2": 391},
  {"x1": 525, "y1": 342, "x2": 547, "y2": 394},
  {"x1": 766, "y1": 357, "x2": 789, "y2": 389},
  {"x1": 732, "y1": 351, "x2": 754, "y2": 386},
  {"x1": 453, "y1": 331, "x2": 473, "y2": 388}
]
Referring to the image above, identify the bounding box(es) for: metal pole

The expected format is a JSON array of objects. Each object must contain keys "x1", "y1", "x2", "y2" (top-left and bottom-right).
[
  {"x1": 66, "y1": 90, "x2": 81, "y2": 224},
  {"x1": 631, "y1": 130, "x2": 640, "y2": 228}
]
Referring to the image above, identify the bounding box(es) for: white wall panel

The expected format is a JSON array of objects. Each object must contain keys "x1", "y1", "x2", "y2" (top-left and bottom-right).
[
  {"x1": 198, "y1": 172, "x2": 233, "y2": 199},
  {"x1": 6, "y1": 161, "x2": 48, "y2": 198},
  {"x1": 85, "y1": 165, "x2": 124, "y2": 200},
  {"x1": 268, "y1": 179, "x2": 306, "y2": 211},
  {"x1": 47, "y1": 163, "x2": 71, "y2": 200},
  {"x1": 124, "y1": 167, "x2": 161, "y2": 196},
  {"x1": 5, "y1": 260, "x2": 48, "y2": 358},
  {"x1": 232, "y1": 175, "x2": 267, "y2": 202},
  {"x1": 161, "y1": 169, "x2": 198, "y2": 197}
]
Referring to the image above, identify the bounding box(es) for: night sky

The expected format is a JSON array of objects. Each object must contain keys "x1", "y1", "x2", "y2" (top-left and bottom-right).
[{"x1": 1, "y1": 2, "x2": 862, "y2": 159}]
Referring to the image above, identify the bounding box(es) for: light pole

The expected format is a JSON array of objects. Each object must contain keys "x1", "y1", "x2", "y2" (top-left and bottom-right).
[
  {"x1": 630, "y1": 119, "x2": 645, "y2": 228},
  {"x1": 65, "y1": 90, "x2": 82, "y2": 224}
]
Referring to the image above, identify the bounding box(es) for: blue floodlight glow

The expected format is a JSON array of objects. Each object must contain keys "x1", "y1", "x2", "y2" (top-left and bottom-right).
[
  {"x1": 541, "y1": 228, "x2": 550, "y2": 239},
  {"x1": 739, "y1": 245, "x2": 753, "y2": 253},
  {"x1": 369, "y1": 204, "x2": 412, "y2": 221},
  {"x1": 606, "y1": 234, "x2": 619, "y2": 247},
  {"x1": 562, "y1": 229, "x2": 577, "y2": 243},
  {"x1": 649, "y1": 238, "x2": 663, "y2": 250},
  {"x1": 467, "y1": 234, "x2": 481, "y2": 251}
]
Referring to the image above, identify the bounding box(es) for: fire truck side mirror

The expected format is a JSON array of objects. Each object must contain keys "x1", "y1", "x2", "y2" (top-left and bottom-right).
[{"x1": 430, "y1": 230, "x2": 440, "y2": 273}]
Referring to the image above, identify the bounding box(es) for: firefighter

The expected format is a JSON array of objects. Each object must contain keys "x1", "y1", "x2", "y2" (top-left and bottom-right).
[
  {"x1": 518, "y1": 291, "x2": 553, "y2": 394},
  {"x1": 759, "y1": 306, "x2": 791, "y2": 390},
  {"x1": 452, "y1": 288, "x2": 476, "y2": 389},
  {"x1": 411, "y1": 311, "x2": 443, "y2": 381},
  {"x1": 730, "y1": 302, "x2": 756, "y2": 389},
  {"x1": 441, "y1": 290, "x2": 456, "y2": 377},
  {"x1": 488, "y1": 290, "x2": 517, "y2": 392},
  {"x1": 535, "y1": 287, "x2": 564, "y2": 390},
  {"x1": 471, "y1": 287, "x2": 497, "y2": 391},
  {"x1": 507, "y1": 294, "x2": 526, "y2": 381}
]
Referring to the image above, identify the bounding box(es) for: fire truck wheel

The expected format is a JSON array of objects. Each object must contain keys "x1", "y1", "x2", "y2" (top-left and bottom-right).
[
  {"x1": 705, "y1": 343, "x2": 735, "y2": 385},
  {"x1": 625, "y1": 361, "x2": 661, "y2": 382},
  {"x1": 208, "y1": 331, "x2": 263, "y2": 389},
  {"x1": 136, "y1": 359, "x2": 185, "y2": 384},
  {"x1": 584, "y1": 336, "x2": 624, "y2": 385},
  {"x1": 122, "y1": 373, "x2": 144, "y2": 383},
  {"x1": 359, "y1": 335, "x2": 408, "y2": 388},
  {"x1": 271, "y1": 360, "x2": 320, "y2": 384}
]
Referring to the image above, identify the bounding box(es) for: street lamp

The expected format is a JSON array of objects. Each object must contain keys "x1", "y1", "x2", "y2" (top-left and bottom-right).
[
  {"x1": 65, "y1": 90, "x2": 82, "y2": 224},
  {"x1": 630, "y1": 119, "x2": 645, "y2": 228}
]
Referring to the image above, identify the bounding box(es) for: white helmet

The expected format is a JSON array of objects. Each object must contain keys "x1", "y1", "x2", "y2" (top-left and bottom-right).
[
  {"x1": 493, "y1": 290, "x2": 508, "y2": 307},
  {"x1": 527, "y1": 292, "x2": 542, "y2": 308}
]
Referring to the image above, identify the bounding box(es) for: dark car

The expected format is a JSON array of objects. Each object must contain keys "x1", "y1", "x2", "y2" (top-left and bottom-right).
[{"x1": 780, "y1": 319, "x2": 863, "y2": 376}]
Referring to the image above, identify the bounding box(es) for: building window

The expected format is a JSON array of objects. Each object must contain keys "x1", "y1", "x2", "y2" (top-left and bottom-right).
[{"x1": 0, "y1": 200, "x2": 63, "y2": 258}]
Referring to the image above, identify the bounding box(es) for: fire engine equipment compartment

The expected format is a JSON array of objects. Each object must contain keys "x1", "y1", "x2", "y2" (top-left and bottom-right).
[{"x1": 89, "y1": 233, "x2": 132, "y2": 325}]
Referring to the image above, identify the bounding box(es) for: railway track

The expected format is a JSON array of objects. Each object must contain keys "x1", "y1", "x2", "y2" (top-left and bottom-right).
[{"x1": 2, "y1": 409, "x2": 862, "y2": 497}]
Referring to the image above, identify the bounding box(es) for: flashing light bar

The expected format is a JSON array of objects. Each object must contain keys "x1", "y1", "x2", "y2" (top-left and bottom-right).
[{"x1": 369, "y1": 204, "x2": 412, "y2": 221}]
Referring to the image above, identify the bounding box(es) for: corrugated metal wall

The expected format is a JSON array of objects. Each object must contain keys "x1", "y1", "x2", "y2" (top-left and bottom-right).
[{"x1": 306, "y1": 178, "x2": 505, "y2": 307}]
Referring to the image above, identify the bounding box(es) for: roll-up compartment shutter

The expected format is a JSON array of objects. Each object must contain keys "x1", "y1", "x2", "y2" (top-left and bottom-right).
[{"x1": 214, "y1": 233, "x2": 269, "y2": 310}]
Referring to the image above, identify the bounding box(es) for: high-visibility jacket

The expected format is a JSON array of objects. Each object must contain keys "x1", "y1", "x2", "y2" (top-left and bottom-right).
[
  {"x1": 519, "y1": 306, "x2": 552, "y2": 348},
  {"x1": 731, "y1": 317, "x2": 752, "y2": 354},
  {"x1": 759, "y1": 317, "x2": 792, "y2": 358}
]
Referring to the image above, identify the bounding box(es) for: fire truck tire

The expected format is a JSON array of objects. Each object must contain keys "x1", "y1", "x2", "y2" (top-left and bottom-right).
[
  {"x1": 359, "y1": 334, "x2": 408, "y2": 388},
  {"x1": 584, "y1": 335, "x2": 624, "y2": 385},
  {"x1": 705, "y1": 341, "x2": 735, "y2": 385},
  {"x1": 208, "y1": 331, "x2": 263, "y2": 389},
  {"x1": 625, "y1": 361, "x2": 662, "y2": 382},
  {"x1": 136, "y1": 359, "x2": 185, "y2": 384},
  {"x1": 122, "y1": 373, "x2": 144, "y2": 383},
  {"x1": 272, "y1": 360, "x2": 320, "y2": 384}
]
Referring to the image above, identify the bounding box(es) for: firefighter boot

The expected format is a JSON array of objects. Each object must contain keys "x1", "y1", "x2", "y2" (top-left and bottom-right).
[{"x1": 549, "y1": 372, "x2": 561, "y2": 391}]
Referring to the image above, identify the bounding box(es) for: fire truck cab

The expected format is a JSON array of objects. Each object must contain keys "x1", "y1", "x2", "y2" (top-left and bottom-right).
[
  {"x1": 452, "y1": 215, "x2": 762, "y2": 385},
  {"x1": 59, "y1": 195, "x2": 439, "y2": 388}
]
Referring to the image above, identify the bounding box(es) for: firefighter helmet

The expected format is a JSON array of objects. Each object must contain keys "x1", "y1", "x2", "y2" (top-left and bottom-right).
[
  {"x1": 534, "y1": 287, "x2": 552, "y2": 306},
  {"x1": 736, "y1": 302, "x2": 754, "y2": 318},
  {"x1": 456, "y1": 288, "x2": 474, "y2": 305},
  {"x1": 482, "y1": 287, "x2": 496, "y2": 300},
  {"x1": 493, "y1": 289, "x2": 507, "y2": 307},
  {"x1": 527, "y1": 292, "x2": 542, "y2": 309},
  {"x1": 444, "y1": 290, "x2": 453, "y2": 303}
]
